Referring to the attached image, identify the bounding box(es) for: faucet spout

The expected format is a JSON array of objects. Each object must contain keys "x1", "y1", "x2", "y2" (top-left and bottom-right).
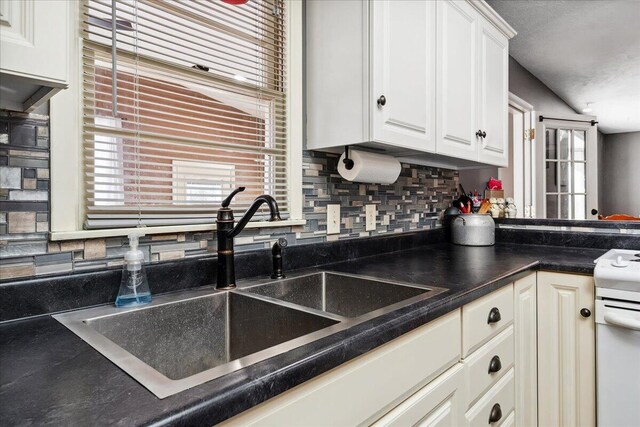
[
  {"x1": 215, "y1": 191, "x2": 282, "y2": 289},
  {"x1": 227, "y1": 195, "x2": 282, "y2": 239}
]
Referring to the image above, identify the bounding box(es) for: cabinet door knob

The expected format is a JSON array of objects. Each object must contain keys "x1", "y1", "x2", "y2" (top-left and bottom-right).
[
  {"x1": 488, "y1": 355, "x2": 502, "y2": 374},
  {"x1": 487, "y1": 307, "x2": 501, "y2": 324},
  {"x1": 580, "y1": 308, "x2": 591, "y2": 318},
  {"x1": 377, "y1": 95, "x2": 386, "y2": 106},
  {"x1": 489, "y1": 403, "x2": 502, "y2": 423},
  {"x1": 476, "y1": 130, "x2": 487, "y2": 138}
]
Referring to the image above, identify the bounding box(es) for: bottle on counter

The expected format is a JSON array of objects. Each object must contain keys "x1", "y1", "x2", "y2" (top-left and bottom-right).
[{"x1": 115, "y1": 233, "x2": 152, "y2": 307}]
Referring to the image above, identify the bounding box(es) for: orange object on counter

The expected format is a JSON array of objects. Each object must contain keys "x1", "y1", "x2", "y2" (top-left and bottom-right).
[{"x1": 598, "y1": 214, "x2": 640, "y2": 221}]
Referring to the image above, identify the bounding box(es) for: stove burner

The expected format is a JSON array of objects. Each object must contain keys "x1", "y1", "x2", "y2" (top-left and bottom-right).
[
  {"x1": 631, "y1": 259, "x2": 640, "y2": 262},
  {"x1": 635, "y1": 253, "x2": 640, "y2": 258}
]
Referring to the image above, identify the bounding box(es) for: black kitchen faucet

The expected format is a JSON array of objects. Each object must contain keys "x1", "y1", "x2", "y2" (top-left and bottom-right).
[{"x1": 215, "y1": 187, "x2": 282, "y2": 289}]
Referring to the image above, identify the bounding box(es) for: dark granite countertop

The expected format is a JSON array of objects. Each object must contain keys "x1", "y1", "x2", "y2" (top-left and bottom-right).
[{"x1": 0, "y1": 243, "x2": 606, "y2": 426}]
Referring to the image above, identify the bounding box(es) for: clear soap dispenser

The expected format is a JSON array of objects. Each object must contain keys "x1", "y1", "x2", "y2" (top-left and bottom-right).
[{"x1": 115, "y1": 233, "x2": 152, "y2": 307}]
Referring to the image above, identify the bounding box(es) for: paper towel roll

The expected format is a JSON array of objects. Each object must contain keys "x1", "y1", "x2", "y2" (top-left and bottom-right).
[{"x1": 337, "y1": 149, "x2": 401, "y2": 184}]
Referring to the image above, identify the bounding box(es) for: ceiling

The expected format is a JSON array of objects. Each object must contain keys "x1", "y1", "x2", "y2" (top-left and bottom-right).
[{"x1": 487, "y1": 0, "x2": 640, "y2": 134}]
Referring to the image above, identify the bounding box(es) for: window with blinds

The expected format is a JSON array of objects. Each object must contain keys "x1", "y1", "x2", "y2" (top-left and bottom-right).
[{"x1": 82, "y1": 0, "x2": 287, "y2": 229}]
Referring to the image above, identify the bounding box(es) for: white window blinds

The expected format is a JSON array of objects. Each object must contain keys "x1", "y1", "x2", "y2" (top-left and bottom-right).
[{"x1": 82, "y1": 0, "x2": 287, "y2": 229}]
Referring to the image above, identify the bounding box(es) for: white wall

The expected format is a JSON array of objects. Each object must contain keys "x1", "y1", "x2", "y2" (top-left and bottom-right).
[
  {"x1": 600, "y1": 132, "x2": 640, "y2": 216},
  {"x1": 508, "y1": 57, "x2": 576, "y2": 116}
]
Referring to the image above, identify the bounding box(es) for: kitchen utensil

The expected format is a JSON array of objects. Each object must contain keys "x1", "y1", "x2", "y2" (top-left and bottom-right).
[
  {"x1": 478, "y1": 199, "x2": 491, "y2": 214},
  {"x1": 457, "y1": 184, "x2": 473, "y2": 212}
]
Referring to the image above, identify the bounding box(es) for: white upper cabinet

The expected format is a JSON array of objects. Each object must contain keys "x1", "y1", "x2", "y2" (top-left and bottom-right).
[
  {"x1": 306, "y1": 0, "x2": 515, "y2": 168},
  {"x1": 0, "y1": 0, "x2": 69, "y2": 111},
  {"x1": 436, "y1": 0, "x2": 510, "y2": 167},
  {"x1": 477, "y1": 17, "x2": 509, "y2": 166},
  {"x1": 436, "y1": 0, "x2": 479, "y2": 161},
  {"x1": 371, "y1": 0, "x2": 436, "y2": 152},
  {"x1": 306, "y1": 0, "x2": 436, "y2": 154}
]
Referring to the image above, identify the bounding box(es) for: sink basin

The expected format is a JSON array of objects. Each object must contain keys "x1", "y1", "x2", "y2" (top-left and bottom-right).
[
  {"x1": 55, "y1": 289, "x2": 339, "y2": 398},
  {"x1": 241, "y1": 272, "x2": 446, "y2": 318},
  {"x1": 85, "y1": 292, "x2": 337, "y2": 381},
  {"x1": 54, "y1": 271, "x2": 446, "y2": 398}
]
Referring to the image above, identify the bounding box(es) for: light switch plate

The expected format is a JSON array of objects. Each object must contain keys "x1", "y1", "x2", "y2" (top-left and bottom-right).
[
  {"x1": 365, "y1": 204, "x2": 376, "y2": 231},
  {"x1": 327, "y1": 204, "x2": 341, "y2": 235}
]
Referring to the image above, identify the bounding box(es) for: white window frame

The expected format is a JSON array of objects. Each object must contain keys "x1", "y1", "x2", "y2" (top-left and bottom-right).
[
  {"x1": 534, "y1": 112, "x2": 599, "y2": 219},
  {"x1": 49, "y1": 1, "x2": 304, "y2": 240}
]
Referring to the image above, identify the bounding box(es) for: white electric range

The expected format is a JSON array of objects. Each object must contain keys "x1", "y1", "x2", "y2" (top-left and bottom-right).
[{"x1": 594, "y1": 249, "x2": 640, "y2": 427}]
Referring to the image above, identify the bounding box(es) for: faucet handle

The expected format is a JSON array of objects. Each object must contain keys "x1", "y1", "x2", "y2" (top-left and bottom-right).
[{"x1": 221, "y1": 187, "x2": 245, "y2": 208}]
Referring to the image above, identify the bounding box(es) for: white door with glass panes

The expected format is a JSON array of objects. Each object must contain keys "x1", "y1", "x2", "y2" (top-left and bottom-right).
[{"x1": 535, "y1": 113, "x2": 598, "y2": 219}]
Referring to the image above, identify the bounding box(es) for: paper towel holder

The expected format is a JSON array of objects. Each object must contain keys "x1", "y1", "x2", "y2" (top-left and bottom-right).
[{"x1": 342, "y1": 146, "x2": 355, "y2": 170}]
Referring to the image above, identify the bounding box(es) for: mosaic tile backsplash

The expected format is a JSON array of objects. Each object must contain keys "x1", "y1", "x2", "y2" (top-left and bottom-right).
[{"x1": 0, "y1": 109, "x2": 460, "y2": 280}]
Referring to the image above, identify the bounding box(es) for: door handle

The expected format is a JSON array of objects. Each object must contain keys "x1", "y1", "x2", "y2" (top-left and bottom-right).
[
  {"x1": 488, "y1": 355, "x2": 502, "y2": 374},
  {"x1": 604, "y1": 312, "x2": 640, "y2": 331},
  {"x1": 487, "y1": 307, "x2": 501, "y2": 324},
  {"x1": 488, "y1": 403, "x2": 502, "y2": 423}
]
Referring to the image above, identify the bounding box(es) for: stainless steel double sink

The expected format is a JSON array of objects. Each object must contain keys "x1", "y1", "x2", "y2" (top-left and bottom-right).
[{"x1": 55, "y1": 271, "x2": 446, "y2": 398}]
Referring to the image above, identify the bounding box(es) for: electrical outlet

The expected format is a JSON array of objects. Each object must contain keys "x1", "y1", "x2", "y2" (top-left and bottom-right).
[
  {"x1": 365, "y1": 204, "x2": 376, "y2": 231},
  {"x1": 327, "y1": 204, "x2": 341, "y2": 235}
]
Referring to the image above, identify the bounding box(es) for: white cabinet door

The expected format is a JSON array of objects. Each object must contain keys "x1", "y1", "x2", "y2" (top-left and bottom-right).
[
  {"x1": 513, "y1": 273, "x2": 537, "y2": 427},
  {"x1": 0, "y1": 0, "x2": 68, "y2": 85},
  {"x1": 436, "y1": 0, "x2": 478, "y2": 161},
  {"x1": 222, "y1": 310, "x2": 461, "y2": 426},
  {"x1": 371, "y1": 0, "x2": 436, "y2": 152},
  {"x1": 537, "y1": 272, "x2": 595, "y2": 427},
  {"x1": 372, "y1": 364, "x2": 465, "y2": 427},
  {"x1": 477, "y1": 18, "x2": 509, "y2": 166}
]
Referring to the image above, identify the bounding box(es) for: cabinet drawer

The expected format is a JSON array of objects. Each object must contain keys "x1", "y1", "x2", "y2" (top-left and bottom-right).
[
  {"x1": 464, "y1": 325, "x2": 514, "y2": 407},
  {"x1": 372, "y1": 364, "x2": 465, "y2": 427},
  {"x1": 462, "y1": 284, "x2": 513, "y2": 357},
  {"x1": 465, "y1": 368, "x2": 515, "y2": 427},
  {"x1": 500, "y1": 411, "x2": 515, "y2": 427},
  {"x1": 223, "y1": 310, "x2": 461, "y2": 426}
]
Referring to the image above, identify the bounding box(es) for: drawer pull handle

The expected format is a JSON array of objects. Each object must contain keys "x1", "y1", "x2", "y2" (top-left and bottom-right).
[
  {"x1": 488, "y1": 355, "x2": 502, "y2": 374},
  {"x1": 377, "y1": 95, "x2": 387, "y2": 106},
  {"x1": 580, "y1": 308, "x2": 591, "y2": 318},
  {"x1": 489, "y1": 403, "x2": 502, "y2": 424},
  {"x1": 487, "y1": 307, "x2": 501, "y2": 324}
]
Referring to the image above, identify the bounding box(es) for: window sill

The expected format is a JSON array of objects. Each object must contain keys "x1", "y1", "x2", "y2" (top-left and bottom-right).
[{"x1": 49, "y1": 219, "x2": 306, "y2": 241}]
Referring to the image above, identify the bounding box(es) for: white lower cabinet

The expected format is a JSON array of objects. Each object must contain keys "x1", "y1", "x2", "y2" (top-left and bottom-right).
[
  {"x1": 465, "y1": 368, "x2": 515, "y2": 427},
  {"x1": 537, "y1": 271, "x2": 595, "y2": 427},
  {"x1": 222, "y1": 310, "x2": 461, "y2": 426},
  {"x1": 463, "y1": 326, "x2": 514, "y2": 409},
  {"x1": 223, "y1": 272, "x2": 596, "y2": 426},
  {"x1": 513, "y1": 274, "x2": 537, "y2": 427},
  {"x1": 499, "y1": 411, "x2": 515, "y2": 427},
  {"x1": 372, "y1": 364, "x2": 465, "y2": 427}
]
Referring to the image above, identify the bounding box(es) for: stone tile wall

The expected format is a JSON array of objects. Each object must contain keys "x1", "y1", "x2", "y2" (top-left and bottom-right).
[{"x1": 0, "y1": 110, "x2": 459, "y2": 280}]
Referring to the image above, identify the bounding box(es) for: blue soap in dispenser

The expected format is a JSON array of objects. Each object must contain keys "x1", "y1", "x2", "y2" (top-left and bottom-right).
[{"x1": 115, "y1": 233, "x2": 152, "y2": 307}]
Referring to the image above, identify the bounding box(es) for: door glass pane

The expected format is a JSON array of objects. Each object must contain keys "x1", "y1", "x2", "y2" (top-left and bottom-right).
[
  {"x1": 558, "y1": 129, "x2": 571, "y2": 160},
  {"x1": 546, "y1": 161, "x2": 558, "y2": 192},
  {"x1": 560, "y1": 194, "x2": 571, "y2": 219},
  {"x1": 546, "y1": 129, "x2": 557, "y2": 159},
  {"x1": 573, "y1": 130, "x2": 586, "y2": 161},
  {"x1": 546, "y1": 195, "x2": 558, "y2": 218},
  {"x1": 543, "y1": 124, "x2": 591, "y2": 220},
  {"x1": 559, "y1": 162, "x2": 571, "y2": 192},
  {"x1": 573, "y1": 195, "x2": 586, "y2": 220},
  {"x1": 573, "y1": 162, "x2": 586, "y2": 193}
]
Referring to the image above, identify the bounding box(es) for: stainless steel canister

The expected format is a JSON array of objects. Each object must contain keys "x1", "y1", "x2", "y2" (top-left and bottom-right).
[{"x1": 451, "y1": 214, "x2": 495, "y2": 246}]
